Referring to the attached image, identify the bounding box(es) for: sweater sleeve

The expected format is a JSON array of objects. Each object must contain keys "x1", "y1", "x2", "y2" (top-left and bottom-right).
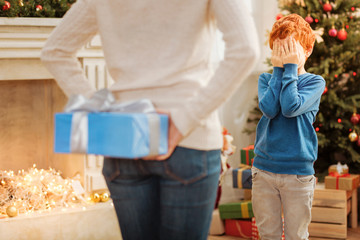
[
  {"x1": 40, "y1": 0, "x2": 97, "y2": 97},
  {"x1": 280, "y1": 64, "x2": 326, "y2": 118},
  {"x1": 258, "y1": 67, "x2": 283, "y2": 119},
  {"x1": 170, "y1": 0, "x2": 260, "y2": 136}
]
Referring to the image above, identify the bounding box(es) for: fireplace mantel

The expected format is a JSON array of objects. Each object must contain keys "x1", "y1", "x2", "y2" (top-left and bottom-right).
[
  {"x1": 0, "y1": 17, "x2": 110, "y2": 193},
  {"x1": 0, "y1": 17, "x2": 104, "y2": 81}
]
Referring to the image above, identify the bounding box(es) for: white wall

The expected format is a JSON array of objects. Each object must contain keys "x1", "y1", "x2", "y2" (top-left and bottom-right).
[{"x1": 216, "y1": 0, "x2": 279, "y2": 203}]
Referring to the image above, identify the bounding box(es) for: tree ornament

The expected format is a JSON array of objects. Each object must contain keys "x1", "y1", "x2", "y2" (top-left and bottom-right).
[
  {"x1": 2, "y1": 1, "x2": 10, "y2": 11},
  {"x1": 19, "y1": 0, "x2": 24, "y2": 7},
  {"x1": 350, "y1": 113, "x2": 359, "y2": 125},
  {"x1": 323, "y1": 2, "x2": 332, "y2": 12},
  {"x1": 6, "y1": 206, "x2": 18, "y2": 217},
  {"x1": 276, "y1": 13, "x2": 283, "y2": 20},
  {"x1": 91, "y1": 193, "x2": 101, "y2": 203},
  {"x1": 305, "y1": 15, "x2": 314, "y2": 24},
  {"x1": 337, "y1": 29, "x2": 347, "y2": 41},
  {"x1": 322, "y1": 86, "x2": 328, "y2": 94},
  {"x1": 328, "y1": 26, "x2": 337, "y2": 37},
  {"x1": 349, "y1": 130, "x2": 358, "y2": 142},
  {"x1": 36, "y1": 5, "x2": 43, "y2": 11},
  {"x1": 100, "y1": 192, "x2": 110, "y2": 202},
  {"x1": 351, "y1": 7, "x2": 356, "y2": 11}
]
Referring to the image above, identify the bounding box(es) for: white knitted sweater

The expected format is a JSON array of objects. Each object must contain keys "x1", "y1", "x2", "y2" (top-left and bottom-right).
[{"x1": 41, "y1": 0, "x2": 260, "y2": 150}]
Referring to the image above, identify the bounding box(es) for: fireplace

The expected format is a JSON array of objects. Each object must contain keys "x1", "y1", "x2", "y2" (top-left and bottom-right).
[{"x1": 0, "y1": 17, "x2": 110, "y2": 193}]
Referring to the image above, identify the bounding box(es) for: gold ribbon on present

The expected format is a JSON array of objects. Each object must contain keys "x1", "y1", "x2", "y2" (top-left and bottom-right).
[{"x1": 236, "y1": 164, "x2": 252, "y2": 189}]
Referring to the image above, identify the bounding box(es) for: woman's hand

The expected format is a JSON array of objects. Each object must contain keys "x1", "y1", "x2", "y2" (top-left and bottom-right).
[
  {"x1": 142, "y1": 110, "x2": 183, "y2": 161},
  {"x1": 281, "y1": 37, "x2": 300, "y2": 65},
  {"x1": 271, "y1": 39, "x2": 283, "y2": 68}
]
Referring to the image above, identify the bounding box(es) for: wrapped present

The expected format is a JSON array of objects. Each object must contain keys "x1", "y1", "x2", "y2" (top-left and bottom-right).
[
  {"x1": 232, "y1": 165, "x2": 252, "y2": 189},
  {"x1": 241, "y1": 145, "x2": 255, "y2": 166},
  {"x1": 219, "y1": 200, "x2": 254, "y2": 219},
  {"x1": 324, "y1": 173, "x2": 360, "y2": 191},
  {"x1": 54, "y1": 89, "x2": 168, "y2": 158},
  {"x1": 328, "y1": 162, "x2": 349, "y2": 175},
  {"x1": 209, "y1": 209, "x2": 225, "y2": 236},
  {"x1": 252, "y1": 217, "x2": 285, "y2": 240},
  {"x1": 225, "y1": 219, "x2": 252, "y2": 238},
  {"x1": 243, "y1": 189, "x2": 252, "y2": 200}
]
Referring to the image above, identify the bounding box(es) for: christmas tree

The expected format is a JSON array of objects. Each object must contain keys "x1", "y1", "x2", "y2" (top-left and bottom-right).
[
  {"x1": 247, "y1": 0, "x2": 360, "y2": 173},
  {"x1": 0, "y1": 0, "x2": 75, "y2": 18}
]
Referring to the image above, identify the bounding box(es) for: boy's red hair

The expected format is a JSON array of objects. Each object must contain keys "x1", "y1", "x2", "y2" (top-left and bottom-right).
[{"x1": 269, "y1": 14, "x2": 315, "y2": 52}]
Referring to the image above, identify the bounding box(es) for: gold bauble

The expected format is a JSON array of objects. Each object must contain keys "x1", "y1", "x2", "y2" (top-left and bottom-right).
[
  {"x1": 349, "y1": 131, "x2": 358, "y2": 142},
  {"x1": 100, "y1": 192, "x2": 110, "y2": 202},
  {"x1": 91, "y1": 193, "x2": 101, "y2": 203},
  {"x1": 19, "y1": 0, "x2": 24, "y2": 7},
  {"x1": 6, "y1": 206, "x2": 18, "y2": 217}
]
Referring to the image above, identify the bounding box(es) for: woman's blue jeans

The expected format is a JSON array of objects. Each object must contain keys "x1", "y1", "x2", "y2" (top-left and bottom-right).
[{"x1": 102, "y1": 146, "x2": 221, "y2": 240}]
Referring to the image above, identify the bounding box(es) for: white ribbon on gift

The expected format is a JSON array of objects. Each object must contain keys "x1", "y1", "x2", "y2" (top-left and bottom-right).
[{"x1": 64, "y1": 89, "x2": 161, "y2": 156}]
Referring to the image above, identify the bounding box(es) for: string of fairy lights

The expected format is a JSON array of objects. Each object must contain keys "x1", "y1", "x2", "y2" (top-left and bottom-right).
[{"x1": 0, "y1": 165, "x2": 109, "y2": 218}]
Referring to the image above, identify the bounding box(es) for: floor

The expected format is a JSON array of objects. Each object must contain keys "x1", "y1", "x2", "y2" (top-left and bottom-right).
[{"x1": 208, "y1": 224, "x2": 360, "y2": 240}]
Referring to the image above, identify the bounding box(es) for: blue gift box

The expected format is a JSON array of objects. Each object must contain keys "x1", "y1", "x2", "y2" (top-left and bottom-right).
[
  {"x1": 232, "y1": 166, "x2": 252, "y2": 189},
  {"x1": 54, "y1": 112, "x2": 168, "y2": 158}
]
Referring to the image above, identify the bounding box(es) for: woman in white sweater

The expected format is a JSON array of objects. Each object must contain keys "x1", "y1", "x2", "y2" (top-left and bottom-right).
[{"x1": 41, "y1": 0, "x2": 259, "y2": 239}]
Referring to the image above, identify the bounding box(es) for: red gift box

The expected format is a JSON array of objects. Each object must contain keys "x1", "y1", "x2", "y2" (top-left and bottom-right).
[{"x1": 225, "y1": 219, "x2": 252, "y2": 238}]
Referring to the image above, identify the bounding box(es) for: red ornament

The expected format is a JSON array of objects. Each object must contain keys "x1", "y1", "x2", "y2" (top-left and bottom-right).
[
  {"x1": 338, "y1": 118, "x2": 342, "y2": 123},
  {"x1": 346, "y1": 25, "x2": 349, "y2": 29},
  {"x1": 353, "y1": 72, "x2": 357, "y2": 76},
  {"x1": 305, "y1": 15, "x2": 314, "y2": 24},
  {"x1": 351, "y1": 113, "x2": 360, "y2": 125},
  {"x1": 328, "y1": 27, "x2": 337, "y2": 37},
  {"x1": 337, "y1": 29, "x2": 347, "y2": 41},
  {"x1": 36, "y1": 5, "x2": 43, "y2": 11},
  {"x1": 2, "y1": 1, "x2": 10, "y2": 11},
  {"x1": 323, "y1": 86, "x2": 328, "y2": 94},
  {"x1": 276, "y1": 13, "x2": 283, "y2": 20},
  {"x1": 315, "y1": 127, "x2": 320, "y2": 132},
  {"x1": 351, "y1": 7, "x2": 356, "y2": 11},
  {"x1": 315, "y1": 18, "x2": 319, "y2": 23},
  {"x1": 334, "y1": 74, "x2": 338, "y2": 78},
  {"x1": 323, "y1": 2, "x2": 332, "y2": 12}
]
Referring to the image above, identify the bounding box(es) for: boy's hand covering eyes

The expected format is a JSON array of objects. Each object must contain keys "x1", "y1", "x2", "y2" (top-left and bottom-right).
[
  {"x1": 281, "y1": 37, "x2": 300, "y2": 65},
  {"x1": 271, "y1": 39, "x2": 283, "y2": 68}
]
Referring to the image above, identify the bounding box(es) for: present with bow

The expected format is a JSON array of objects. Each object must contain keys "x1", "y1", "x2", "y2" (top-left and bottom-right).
[
  {"x1": 240, "y1": 145, "x2": 255, "y2": 166},
  {"x1": 325, "y1": 172, "x2": 359, "y2": 191},
  {"x1": 54, "y1": 89, "x2": 168, "y2": 158},
  {"x1": 225, "y1": 219, "x2": 252, "y2": 238},
  {"x1": 219, "y1": 200, "x2": 254, "y2": 219},
  {"x1": 232, "y1": 164, "x2": 252, "y2": 189}
]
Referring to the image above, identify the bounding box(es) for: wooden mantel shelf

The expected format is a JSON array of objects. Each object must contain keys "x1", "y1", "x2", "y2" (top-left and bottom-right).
[{"x1": 0, "y1": 17, "x2": 103, "y2": 81}]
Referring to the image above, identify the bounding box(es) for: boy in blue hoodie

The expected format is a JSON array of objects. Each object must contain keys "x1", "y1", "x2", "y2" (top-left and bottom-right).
[{"x1": 252, "y1": 14, "x2": 325, "y2": 239}]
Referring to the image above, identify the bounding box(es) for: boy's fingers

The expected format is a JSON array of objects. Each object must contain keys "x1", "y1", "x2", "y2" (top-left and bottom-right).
[{"x1": 289, "y1": 38, "x2": 294, "y2": 53}]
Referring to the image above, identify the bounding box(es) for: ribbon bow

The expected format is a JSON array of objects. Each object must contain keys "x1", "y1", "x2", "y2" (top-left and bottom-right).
[
  {"x1": 329, "y1": 172, "x2": 350, "y2": 189},
  {"x1": 65, "y1": 89, "x2": 161, "y2": 156}
]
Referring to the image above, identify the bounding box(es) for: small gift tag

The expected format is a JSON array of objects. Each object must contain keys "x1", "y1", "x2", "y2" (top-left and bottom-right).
[{"x1": 71, "y1": 180, "x2": 85, "y2": 195}]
